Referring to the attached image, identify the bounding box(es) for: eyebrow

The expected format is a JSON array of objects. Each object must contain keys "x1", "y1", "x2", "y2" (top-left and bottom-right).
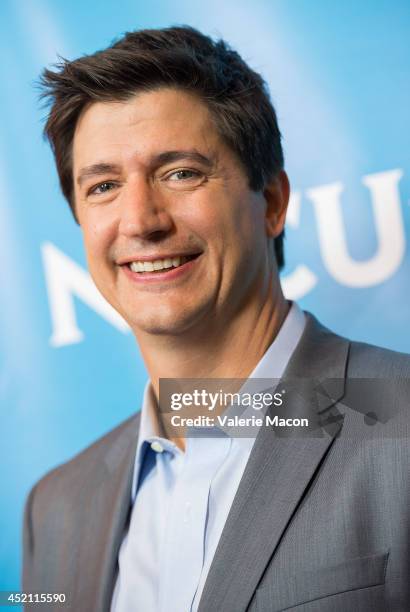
[
  {"x1": 153, "y1": 150, "x2": 214, "y2": 169},
  {"x1": 76, "y1": 163, "x2": 121, "y2": 187},
  {"x1": 76, "y1": 150, "x2": 215, "y2": 187}
]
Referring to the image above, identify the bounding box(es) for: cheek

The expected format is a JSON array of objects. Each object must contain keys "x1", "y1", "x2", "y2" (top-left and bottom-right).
[
  {"x1": 81, "y1": 223, "x2": 113, "y2": 274},
  {"x1": 243, "y1": 196, "x2": 267, "y2": 239},
  {"x1": 226, "y1": 195, "x2": 266, "y2": 251},
  {"x1": 172, "y1": 199, "x2": 225, "y2": 252},
  {"x1": 82, "y1": 206, "x2": 117, "y2": 244}
]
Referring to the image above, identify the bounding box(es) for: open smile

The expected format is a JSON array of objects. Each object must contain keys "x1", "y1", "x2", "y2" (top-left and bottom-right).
[
  {"x1": 129, "y1": 254, "x2": 198, "y2": 273},
  {"x1": 121, "y1": 253, "x2": 202, "y2": 283}
]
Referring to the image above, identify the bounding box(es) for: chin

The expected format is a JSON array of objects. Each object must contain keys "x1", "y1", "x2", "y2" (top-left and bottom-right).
[
  {"x1": 129, "y1": 302, "x2": 211, "y2": 337},
  {"x1": 132, "y1": 318, "x2": 192, "y2": 336}
]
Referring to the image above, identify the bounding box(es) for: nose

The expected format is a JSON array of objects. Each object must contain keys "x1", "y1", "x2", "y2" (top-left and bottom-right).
[{"x1": 118, "y1": 177, "x2": 173, "y2": 239}]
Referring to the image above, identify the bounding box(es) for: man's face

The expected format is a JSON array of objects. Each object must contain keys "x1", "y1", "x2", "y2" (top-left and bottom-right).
[{"x1": 73, "y1": 88, "x2": 285, "y2": 337}]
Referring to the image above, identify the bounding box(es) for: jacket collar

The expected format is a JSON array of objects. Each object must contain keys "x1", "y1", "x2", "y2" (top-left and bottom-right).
[{"x1": 198, "y1": 311, "x2": 350, "y2": 612}]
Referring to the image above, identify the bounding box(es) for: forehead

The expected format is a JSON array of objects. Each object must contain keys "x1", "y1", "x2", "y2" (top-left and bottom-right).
[{"x1": 72, "y1": 88, "x2": 222, "y2": 171}]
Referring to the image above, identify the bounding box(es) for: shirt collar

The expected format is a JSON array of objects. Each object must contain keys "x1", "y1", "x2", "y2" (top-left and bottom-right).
[
  {"x1": 131, "y1": 383, "x2": 179, "y2": 499},
  {"x1": 131, "y1": 301, "x2": 306, "y2": 499},
  {"x1": 243, "y1": 300, "x2": 306, "y2": 382},
  {"x1": 211, "y1": 301, "x2": 306, "y2": 438}
]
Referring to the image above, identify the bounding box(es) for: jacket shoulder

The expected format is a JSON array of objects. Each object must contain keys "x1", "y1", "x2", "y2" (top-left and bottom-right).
[
  {"x1": 30, "y1": 411, "x2": 140, "y2": 504},
  {"x1": 347, "y1": 338, "x2": 410, "y2": 377},
  {"x1": 23, "y1": 412, "x2": 140, "y2": 592},
  {"x1": 295, "y1": 310, "x2": 410, "y2": 379}
]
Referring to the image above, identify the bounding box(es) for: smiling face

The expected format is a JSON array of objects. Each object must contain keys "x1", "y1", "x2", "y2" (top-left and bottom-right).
[{"x1": 73, "y1": 88, "x2": 286, "y2": 338}]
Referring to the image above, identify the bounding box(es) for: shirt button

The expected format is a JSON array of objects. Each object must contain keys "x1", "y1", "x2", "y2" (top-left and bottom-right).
[{"x1": 150, "y1": 441, "x2": 164, "y2": 453}]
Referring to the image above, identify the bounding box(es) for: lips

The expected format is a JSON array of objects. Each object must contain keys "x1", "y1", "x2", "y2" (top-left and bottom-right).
[
  {"x1": 128, "y1": 253, "x2": 198, "y2": 273},
  {"x1": 121, "y1": 252, "x2": 201, "y2": 283}
]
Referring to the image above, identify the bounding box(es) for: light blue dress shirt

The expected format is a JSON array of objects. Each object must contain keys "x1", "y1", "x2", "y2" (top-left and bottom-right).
[{"x1": 112, "y1": 302, "x2": 306, "y2": 612}]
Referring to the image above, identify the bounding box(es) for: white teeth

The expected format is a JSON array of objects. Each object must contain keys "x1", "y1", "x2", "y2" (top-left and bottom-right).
[{"x1": 129, "y1": 255, "x2": 191, "y2": 273}]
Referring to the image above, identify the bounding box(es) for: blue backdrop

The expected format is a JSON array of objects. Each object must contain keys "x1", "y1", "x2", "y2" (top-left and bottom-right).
[{"x1": 1, "y1": 0, "x2": 409, "y2": 594}]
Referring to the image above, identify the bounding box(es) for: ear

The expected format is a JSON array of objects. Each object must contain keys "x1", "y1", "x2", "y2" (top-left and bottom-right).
[{"x1": 263, "y1": 170, "x2": 290, "y2": 238}]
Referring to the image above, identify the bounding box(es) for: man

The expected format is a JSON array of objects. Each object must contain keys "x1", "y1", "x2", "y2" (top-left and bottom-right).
[{"x1": 23, "y1": 26, "x2": 409, "y2": 611}]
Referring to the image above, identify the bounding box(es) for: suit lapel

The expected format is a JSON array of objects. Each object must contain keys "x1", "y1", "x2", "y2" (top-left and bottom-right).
[
  {"x1": 99, "y1": 419, "x2": 140, "y2": 612},
  {"x1": 198, "y1": 313, "x2": 350, "y2": 612},
  {"x1": 73, "y1": 414, "x2": 140, "y2": 612}
]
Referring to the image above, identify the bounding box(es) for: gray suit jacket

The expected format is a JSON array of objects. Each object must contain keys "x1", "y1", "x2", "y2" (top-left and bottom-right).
[{"x1": 23, "y1": 313, "x2": 410, "y2": 611}]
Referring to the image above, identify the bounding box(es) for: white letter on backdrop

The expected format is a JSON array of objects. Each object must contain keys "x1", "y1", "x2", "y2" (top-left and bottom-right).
[
  {"x1": 281, "y1": 191, "x2": 318, "y2": 300},
  {"x1": 42, "y1": 242, "x2": 129, "y2": 347},
  {"x1": 307, "y1": 169, "x2": 404, "y2": 287}
]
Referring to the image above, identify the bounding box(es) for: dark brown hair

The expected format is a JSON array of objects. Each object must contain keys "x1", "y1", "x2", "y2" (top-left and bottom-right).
[{"x1": 40, "y1": 25, "x2": 286, "y2": 268}]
